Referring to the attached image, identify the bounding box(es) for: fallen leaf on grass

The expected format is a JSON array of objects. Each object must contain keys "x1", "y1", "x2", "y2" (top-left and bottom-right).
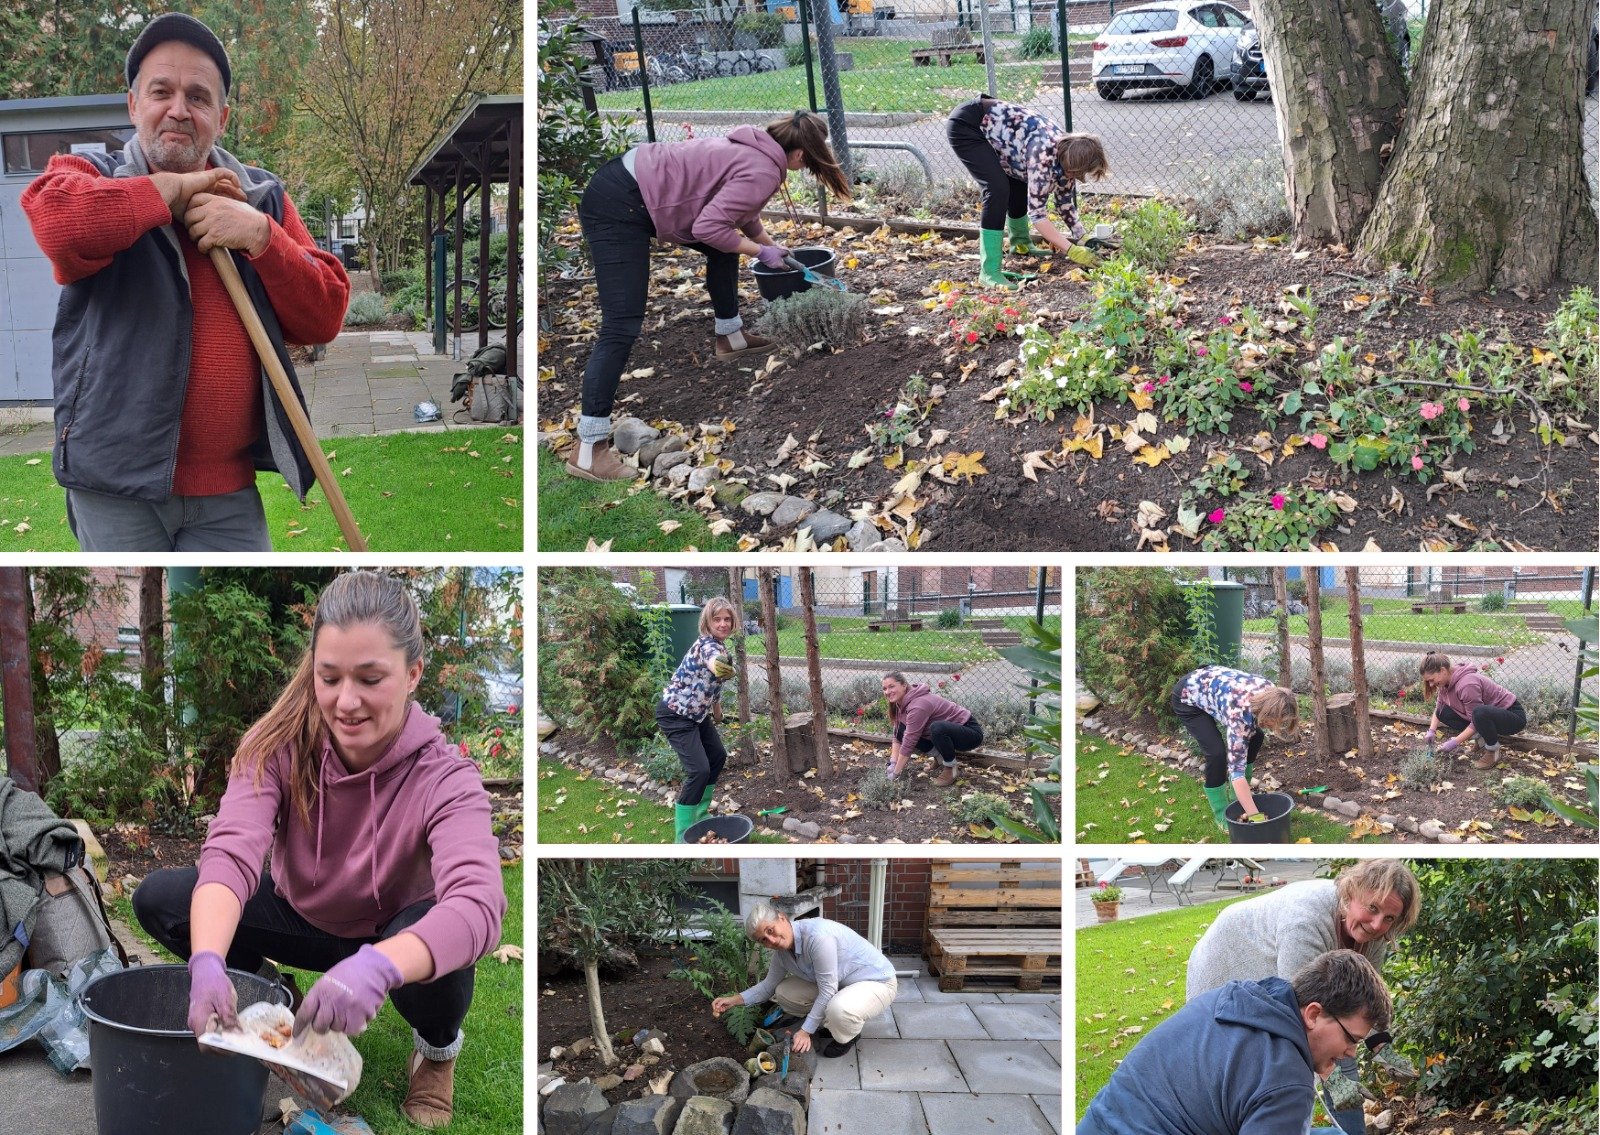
[
  {"x1": 492, "y1": 944, "x2": 524, "y2": 964},
  {"x1": 585, "y1": 538, "x2": 613, "y2": 552},
  {"x1": 657, "y1": 521, "x2": 681, "y2": 535}
]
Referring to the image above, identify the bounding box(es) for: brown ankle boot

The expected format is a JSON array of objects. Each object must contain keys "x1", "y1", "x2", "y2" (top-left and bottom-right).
[
  {"x1": 564, "y1": 439, "x2": 634, "y2": 483},
  {"x1": 403, "y1": 1051, "x2": 455, "y2": 1128},
  {"x1": 715, "y1": 329, "x2": 775, "y2": 360},
  {"x1": 933, "y1": 765, "x2": 957, "y2": 788}
]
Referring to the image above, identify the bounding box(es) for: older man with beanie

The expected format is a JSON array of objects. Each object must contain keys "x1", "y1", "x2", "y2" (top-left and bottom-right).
[
  {"x1": 1079, "y1": 950, "x2": 1393, "y2": 1135},
  {"x1": 21, "y1": 12, "x2": 348, "y2": 552}
]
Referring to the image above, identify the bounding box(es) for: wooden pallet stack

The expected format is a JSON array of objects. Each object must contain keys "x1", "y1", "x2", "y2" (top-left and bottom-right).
[{"x1": 923, "y1": 859, "x2": 1062, "y2": 992}]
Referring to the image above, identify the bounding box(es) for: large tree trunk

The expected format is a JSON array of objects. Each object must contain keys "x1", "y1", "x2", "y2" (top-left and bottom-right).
[
  {"x1": 1343, "y1": 568, "x2": 1375, "y2": 761},
  {"x1": 758, "y1": 568, "x2": 788, "y2": 776},
  {"x1": 1356, "y1": 0, "x2": 1598, "y2": 293},
  {"x1": 1304, "y1": 571, "x2": 1333, "y2": 760},
  {"x1": 1272, "y1": 568, "x2": 1292, "y2": 689},
  {"x1": 727, "y1": 566, "x2": 755, "y2": 763},
  {"x1": 139, "y1": 568, "x2": 167, "y2": 762},
  {"x1": 583, "y1": 959, "x2": 617, "y2": 1066},
  {"x1": 1253, "y1": 0, "x2": 1407, "y2": 246},
  {"x1": 797, "y1": 569, "x2": 833, "y2": 780},
  {"x1": 23, "y1": 571, "x2": 61, "y2": 785}
]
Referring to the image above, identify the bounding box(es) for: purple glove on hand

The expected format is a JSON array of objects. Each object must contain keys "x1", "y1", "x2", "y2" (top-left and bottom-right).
[
  {"x1": 1423, "y1": 728, "x2": 1438, "y2": 743},
  {"x1": 756, "y1": 244, "x2": 790, "y2": 270},
  {"x1": 187, "y1": 950, "x2": 238, "y2": 1036},
  {"x1": 293, "y1": 944, "x2": 404, "y2": 1037},
  {"x1": 1438, "y1": 738, "x2": 1460, "y2": 753}
]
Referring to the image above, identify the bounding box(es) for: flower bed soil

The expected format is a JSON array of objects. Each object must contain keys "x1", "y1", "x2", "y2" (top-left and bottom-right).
[
  {"x1": 538, "y1": 953, "x2": 751, "y2": 1105},
  {"x1": 1085, "y1": 705, "x2": 1594, "y2": 845},
  {"x1": 539, "y1": 224, "x2": 1597, "y2": 552}
]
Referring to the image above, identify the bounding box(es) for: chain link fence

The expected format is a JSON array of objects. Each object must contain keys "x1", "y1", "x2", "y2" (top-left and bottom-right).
[{"x1": 558, "y1": 0, "x2": 1598, "y2": 225}]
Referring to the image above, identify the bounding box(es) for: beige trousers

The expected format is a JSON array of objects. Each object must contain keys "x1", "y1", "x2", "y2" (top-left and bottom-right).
[{"x1": 772, "y1": 973, "x2": 898, "y2": 1042}]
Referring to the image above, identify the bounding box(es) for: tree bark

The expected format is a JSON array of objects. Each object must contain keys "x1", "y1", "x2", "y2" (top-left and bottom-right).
[
  {"x1": 1343, "y1": 568, "x2": 1375, "y2": 761},
  {"x1": 139, "y1": 567, "x2": 167, "y2": 761},
  {"x1": 758, "y1": 568, "x2": 788, "y2": 776},
  {"x1": 1356, "y1": 0, "x2": 1598, "y2": 293},
  {"x1": 23, "y1": 571, "x2": 61, "y2": 785},
  {"x1": 726, "y1": 566, "x2": 755, "y2": 763},
  {"x1": 1304, "y1": 571, "x2": 1332, "y2": 760},
  {"x1": 583, "y1": 959, "x2": 617, "y2": 1066},
  {"x1": 784, "y1": 712, "x2": 816, "y2": 773},
  {"x1": 1252, "y1": 0, "x2": 1407, "y2": 246},
  {"x1": 797, "y1": 568, "x2": 833, "y2": 779},
  {"x1": 1272, "y1": 568, "x2": 1292, "y2": 688},
  {"x1": 0, "y1": 569, "x2": 39, "y2": 793}
]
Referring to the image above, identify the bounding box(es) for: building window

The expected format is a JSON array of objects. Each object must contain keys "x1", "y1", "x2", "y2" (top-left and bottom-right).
[{"x1": 3, "y1": 127, "x2": 135, "y2": 175}]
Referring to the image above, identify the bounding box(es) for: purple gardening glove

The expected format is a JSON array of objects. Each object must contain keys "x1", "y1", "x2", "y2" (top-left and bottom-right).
[
  {"x1": 1423, "y1": 728, "x2": 1438, "y2": 743},
  {"x1": 1438, "y1": 738, "x2": 1460, "y2": 754},
  {"x1": 756, "y1": 244, "x2": 790, "y2": 270},
  {"x1": 293, "y1": 944, "x2": 404, "y2": 1037},
  {"x1": 187, "y1": 950, "x2": 238, "y2": 1036},
  {"x1": 1069, "y1": 221, "x2": 1086, "y2": 242}
]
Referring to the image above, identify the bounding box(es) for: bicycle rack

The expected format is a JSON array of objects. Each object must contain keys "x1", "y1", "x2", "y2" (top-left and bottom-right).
[{"x1": 850, "y1": 141, "x2": 935, "y2": 185}]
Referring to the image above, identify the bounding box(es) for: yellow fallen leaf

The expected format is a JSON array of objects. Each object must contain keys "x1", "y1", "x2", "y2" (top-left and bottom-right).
[
  {"x1": 1132, "y1": 444, "x2": 1172, "y2": 467},
  {"x1": 943, "y1": 450, "x2": 988, "y2": 482},
  {"x1": 1063, "y1": 434, "x2": 1104, "y2": 459}
]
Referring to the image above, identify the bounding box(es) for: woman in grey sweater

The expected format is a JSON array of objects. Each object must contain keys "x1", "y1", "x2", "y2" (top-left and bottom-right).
[
  {"x1": 1186, "y1": 860, "x2": 1421, "y2": 1135},
  {"x1": 710, "y1": 903, "x2": 897, "y2": 1058}
]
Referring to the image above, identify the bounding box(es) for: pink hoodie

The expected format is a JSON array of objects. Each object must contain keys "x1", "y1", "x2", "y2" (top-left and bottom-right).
[
  {"x1": 631, "y1": 125, "x2": 786, "y2": 252},
  {"x1": 1437, "y1": 663, "x2": 1516, "y2": 719},
  {"x1": 198, "y1": 702, "x2": 506, "y2": 978},
  {"x1": 893, "y1": 683, "x2": 973, "y2": 755}
]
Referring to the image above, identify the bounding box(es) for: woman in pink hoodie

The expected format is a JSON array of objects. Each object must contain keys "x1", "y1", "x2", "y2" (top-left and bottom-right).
[
  {"x1": 1419, "y1": 651, "x2": 1526, "y2": 770},
  {"x1": 565, "y1": 111, "x2": 850, "y2": 482},
  {"x1": 882, "y1": 671, "x2": 983, "y2": 788},
  {"x1": 132, "y1": 572, "x2": 506, "y2": 1128}
]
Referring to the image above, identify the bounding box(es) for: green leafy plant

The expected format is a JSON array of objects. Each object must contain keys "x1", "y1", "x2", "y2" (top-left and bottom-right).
[
  {"x1": 867, "y1": 373, "x2": 939, "y2": 449},
  {"x1": 954, "y1": 791, "x2": 1018, "y2": 825},
  {"x1": 1495, "y1": 775, "x2": 1555, "y2": 810},
  {"x1": 1017, "y1": 26, "x2": 1055, "y2": 58},
  {"x1": 988, "y1": 620, "x2": 1063, "y2": 843},
  {"x1": 1076, "y1": 568, "x2": 1196, "y2": 721},
  {"x1": 1478, "y1": 591, "x2": 1508, "y2": 612},
  {"x1": 1181, "y1": 578, "x2": 1221, "y2": 665},
  {"x1": 537, "y1": 567, "x2": 661, "y2": 752},
  {"x1": 1398, "y1": 748, "x2": 1444, "y2": 788},
  {"x1": 1090, "y1": 881, "x2": 1122, "y2": 904},
  {"x1": 754, "y1": 287, "x2": 867, "y2": 350},
  {"x1": 1101, "y1": 197, "x2": 1194, "y2": 269},
  {"x1": 1003, "y1": 323, "x2": 1123, "y2": 418},
  {"x1": 858, "y1": 765, "x2": 899, "y2": 809},
  {"x1": 670, "y1": 903, "x2": 766, "y2": 1045},
  {"x1": 1535, "y1": 286, "x2": 1599, "y2": 413},
  {"x1": 937, "y1": 289, "x2": 1030, "y2": 347},
  {"x1": 935, "y1": 607, "x2": 963, "y2": 629},
  {"x1": 733, "y1": 10, "x2": 785, "y2": 46},
  {"x1": 632, "y1": 735, "x2": 684, "y2": 785},
  {"x1": 1543, "y1": 614, "x2": 1598, "y2": 829},
  {"x1": 343, "y1": 292, "x2": 388, "y2": 326},
  {"x1": 1197, "y1": 484, "x2": 1344, "y2": 551}
]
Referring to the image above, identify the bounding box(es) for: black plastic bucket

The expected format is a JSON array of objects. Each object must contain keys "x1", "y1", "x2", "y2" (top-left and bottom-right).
[
  {"x1": 78, "y1": 964, "x2": 289, "y2": 1135},
  {"x1": 1224, "y1": 792, "x2": 1295, "y2": 843},
  {"x1": 684, "y1": 814, "x2": 754, "y2": 844},
  {"x1": 752, "y1": 246, "x2": 837, "y2": 302}
]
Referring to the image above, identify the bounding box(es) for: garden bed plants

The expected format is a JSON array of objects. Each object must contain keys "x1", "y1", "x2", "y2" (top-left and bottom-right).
[{"x1": 539, "y1": 200, "x2": 1598, "y2": 552}]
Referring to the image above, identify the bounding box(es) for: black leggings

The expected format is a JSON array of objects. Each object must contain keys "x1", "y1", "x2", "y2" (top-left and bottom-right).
[
  {"x1": 132, "y1": 867, "x2": 472, "y2": 1048},
  {"x1": 1436, "y1": 699, "x2": 1526, "y2": 746},
  {"x1": 897, "y1": 716, "x2": 984, "y2": 767},
  {"x1": 947, "y1": 97, "x2": 1024, "y2": 231},
  {"x1": 577, "y1": 157, "x2": 742, "y2": 421},
  {"x1": 1172, "y1": 681, "x2": 1263, "y2": 789},
  {"x1": 658, "y1": 701, "x2": 729, "y2": 805}
]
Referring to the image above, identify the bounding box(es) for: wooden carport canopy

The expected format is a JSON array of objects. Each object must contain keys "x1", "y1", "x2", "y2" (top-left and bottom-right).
[{"x1": 407, "y1": 93, "x2": 523, "y2": 377}]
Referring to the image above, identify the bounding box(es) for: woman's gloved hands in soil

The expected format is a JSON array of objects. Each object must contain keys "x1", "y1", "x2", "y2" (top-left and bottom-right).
[
  {"x1": 756, "y1": 243, "x2": 791, "y2": 270},
  {"x1": 294, "y1": 944, "x2": 404, "y2": 1037},
  {"x1": 187, "y1": 950, "x2": 239, "y2": 1036},
  {"x1": 1423, "y1": 728, "x2": 1438, "y2": 743},
  {"x1": 1438, "y1": 738, "x2": 1460, "y2": 753}
]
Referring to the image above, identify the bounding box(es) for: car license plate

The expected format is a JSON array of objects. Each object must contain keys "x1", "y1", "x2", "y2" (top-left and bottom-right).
[{"x1": 1109, "y1": 64, "x2": 1142, "y2": 75}]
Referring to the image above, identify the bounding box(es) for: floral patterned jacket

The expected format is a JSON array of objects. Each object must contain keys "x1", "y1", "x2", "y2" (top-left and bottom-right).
[
  {"x1": 661, "y1": 634, "x2": 728, "y2": 723},
  {"x1": 979, "y1": 100, "x2": 1080, "y2": 226},
  {"x1": 1179, "y1": 665, "x2": 1272, "y2": 779}
]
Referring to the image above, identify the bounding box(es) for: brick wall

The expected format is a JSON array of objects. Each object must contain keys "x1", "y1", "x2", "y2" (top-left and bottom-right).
[{"x1": 816, "y1": 859, "x2": 933, "y2": 955}]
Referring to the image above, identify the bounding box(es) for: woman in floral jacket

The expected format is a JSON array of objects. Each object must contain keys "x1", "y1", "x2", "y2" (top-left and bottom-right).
[
  {"x1": 1172, "y1": 665, "x2": 1297, "y2": 828},
  {"x1": 656, "y1": 597, "x2": 739, "y2": 841}
]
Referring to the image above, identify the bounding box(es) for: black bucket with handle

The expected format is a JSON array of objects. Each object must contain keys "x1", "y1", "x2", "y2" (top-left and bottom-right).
[
  {"x1": 684, "y1": 814, "x2": 754, "y2": 844},
  {"x1": 1224, "y1": 792, "x2": 1295, "y2": 843},
  {"x1": 78, "y1": 964, "x2": 290, "y2": 1135},
  {"x1": 752, "y1": 247, "x2": 837, "y2": 302}
]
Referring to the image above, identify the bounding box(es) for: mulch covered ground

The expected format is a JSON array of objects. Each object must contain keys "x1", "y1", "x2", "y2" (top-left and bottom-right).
[{"x1": 539, "y1": 215, "x2": 1597, "y2": 552}]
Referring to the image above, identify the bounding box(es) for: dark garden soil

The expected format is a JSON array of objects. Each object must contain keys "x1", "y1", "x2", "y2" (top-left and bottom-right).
[
  {"x1": 538, "y1": 952, "x2": 751, "y2": 1106},
  {"x1": 1381, "y1": 1092, "x2": 1529, "y2": 1135},
  {"x1": 1088, "y1": 705, "x2": 1595, "y2": 845},
  {"x1": 545, "y1": 732, "x2": 1059, "y2": 844},
  {"x1": 538, "y1": 218, "x2": 1598, "y2": 552}
]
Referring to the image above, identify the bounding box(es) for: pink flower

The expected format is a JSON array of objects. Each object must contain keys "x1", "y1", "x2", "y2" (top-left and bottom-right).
[
  {"x1": 1159, "y1": 374, "x2": 1171, "y2": 385},
  {"x1": 1195, "y1": 345, "x2": 1210, "y2": 357},
  {"x1": 1271, "y1": 493, "x2": 1286, "y2": 511},
  {"x1": 1411, "y1": 454, "x2": 1424, "y2": 471},
  {"x1": 1309, "y1": 433, "x2": 1328, "y2": 449},
  {"x1": 1207, "y1": 508, "x2": 1225, "y2": 524},
  {"x1": 460, "y1": 741, "x2": 470, "y2": 757},
  {"x1": 953, "y1": 673, "x2": 961, "y2": 680},
  {"x1": 965, "y1": 331, "x2": 979, "y2": 344},
  {"x1": 1420, "y1": 401, "x2": 1443, "y2": 420},
  {"x1": 1239, "y1": 381, "x2": 1253, "y2": 393},
  {"x1": 508, "y1": 705, "x2": 518, "y2": 715},
  {"x1": 1004, "y1": 307, "x2": 1018, "y2": 317},
  {"x1": 1458, "y1": 397, "x2": 1470, "y2": 412},
  {"x1": 1140, "y1": 381, "x2": 1154, "y2": 393},
  {"x1": 1496, "y1": 656, "x2": 1505, "y2": 664},
  {"x1": 996, "y1": 323, "x2": 1007, "y2": 333},
  {"x1": 1218, "y1": 315, "x2": 1235, "y2": 326}
]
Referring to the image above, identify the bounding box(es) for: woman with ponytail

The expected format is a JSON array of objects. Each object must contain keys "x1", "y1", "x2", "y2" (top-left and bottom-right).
[
  {"x1": 566, "y1": 110, "x2": 851, "y2": 481},
  {"x1": 132, "y1": 572, "x2": 506, "y2": 1128}
]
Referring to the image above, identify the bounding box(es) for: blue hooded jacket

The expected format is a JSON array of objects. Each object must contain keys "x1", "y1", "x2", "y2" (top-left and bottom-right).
[{"x1": 1078, "y1": 977, "x2": 1316, "y2": 1135}]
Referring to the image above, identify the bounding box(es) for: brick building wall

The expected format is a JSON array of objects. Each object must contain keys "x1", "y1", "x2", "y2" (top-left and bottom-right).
[{"x1": 813, "y1": 859, "x2": 932, "y2": 955}]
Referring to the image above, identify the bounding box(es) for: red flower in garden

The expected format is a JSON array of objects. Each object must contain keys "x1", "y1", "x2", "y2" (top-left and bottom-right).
[
  {"x1": 460, "y1": 742, "x2": 470, "y2": 757},
  {"x1": 953, "y1": 673, "x2": 961, "y2": 680},
  {"x1": 508, "y1": 705, "x2": 519, "y2": 715},
  {"x1": 1239, "y1": 381, "x2": 1253, "y2": 393},
  {"x1": 965, "y1": 331, "x2": 979, "y2": 344},
  {"x1": 1496, "y1": 657, "x2": 1505, "y2": 664}
]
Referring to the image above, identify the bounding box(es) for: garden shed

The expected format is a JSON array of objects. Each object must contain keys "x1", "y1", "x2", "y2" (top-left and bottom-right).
[{"x1": 0, "y1": 94, "x2": 131, "y2": 406}]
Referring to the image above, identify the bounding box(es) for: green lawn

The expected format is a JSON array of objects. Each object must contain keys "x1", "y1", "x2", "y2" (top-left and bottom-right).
[
  {"x1": 110, "y1": 864, "x2": 524, "y2": 1135},
  {"x1": 0, "y1": 429, "x2": 522, "y2": 551},
  {"x1": 775, "y1": 617, "x2": 992, "y2": 663},
  {"x1": 537, "y1": 756, "x2": 786, "y2": 844},
  {"x1": 596, "y1": 38, "x2": 1043, "y2": 115},
  {"x1": 537, "y1": 445, "x2": 739, "y2": 552},
  {"x1": 1075, "y1": 732, "x2": 1377, "y2": 844},
  {"x1": 1242, "y1": 595, "x2": 1543, "y2": 648}
]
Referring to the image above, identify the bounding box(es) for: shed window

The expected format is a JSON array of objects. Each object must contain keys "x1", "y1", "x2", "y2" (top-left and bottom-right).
[{"x1": 4, "y1": 127, "x2": 135, "y2": 175}]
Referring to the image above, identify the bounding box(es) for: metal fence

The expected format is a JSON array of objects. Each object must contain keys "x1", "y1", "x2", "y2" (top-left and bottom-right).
[
  {"x1": 1172, "y1": 566, "x2": 1597, "y2": 743},
  {"x1": 562, "y1": 0, "x2": 1598, "y2": 220}
]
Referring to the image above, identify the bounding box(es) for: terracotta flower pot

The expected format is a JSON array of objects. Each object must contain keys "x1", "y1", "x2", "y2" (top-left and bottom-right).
[{"x1": 1092, "y1": 901, "x2": 1120, "y2": 923}]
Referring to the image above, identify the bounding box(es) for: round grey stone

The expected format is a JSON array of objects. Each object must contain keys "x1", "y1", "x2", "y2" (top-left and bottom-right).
[
  {"x1": 654, "y1": 450, "x2": 694, "y2": 478},
  {"x1": 845, "y1": 520, "x2": 879, "y2": 550},
  {"x1": 637, "y1": 435, "x2": 685, "y2": 469},
  {"x1": 730, "y1": 1087, "x2": 806, "y2": 1135},
  {"x1": 688, "y1": 466, "x2": 720, "y2": 491},
  {"x1": 612, "y1": 416, "x2": 661, "y2": 455},
  {"x1": 741, "y1": 492, "x2": 785, "y2": 516},
  {"x1": 801, "y1": 509, "x2": 852, "y2": 543},
  {"x1": 770, "y1": 496, "x2": 817, "y2": 528},
  {"x1": 669, "y1": 1058, "x2": 749, "y2": 1107},
  {"x1": 673, "y1": 1097, "x2": 736, "y2": 1135}
]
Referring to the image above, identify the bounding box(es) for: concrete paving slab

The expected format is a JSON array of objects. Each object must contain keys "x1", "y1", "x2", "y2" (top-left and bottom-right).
[
  {"x1": 813, "y1": 1046, "x2": 860, "y2": 1090},
  {"x1": 912, "y1": 979, "x2": 1003, "y2": 1004},
  {"x1": 1041, "y1": 1041, "x2": 1061, "y2": 1065},
  {"x1": 891, "y1": 1003, "x2": 989, "y2": 1040},
  {"x1": 947, "y1": 1041, "x2": 1059, "y2": 1094},
  {"x1": 856, "y1": 1039, "x2": 968, "y2": 1093},
  {"x1": 1034, "y1": 1095, "x2": 1063, "y2": 1134},
  {"x1": 860, "y1": 1009, "x2": 900, "y2": 1039},
  {"x1": 996, "y1": 991, "x2": 1064, "y2": 1003},
  {"x1": 920, "y1": 1093, "x2": 1055, "y2": 1135},
  {"x1": 807, "y1": 1088, "x2": 928, "y2": 1135},
  {"x1": 972, "y1": 1003, "x2": 1062, "y2": 1041},
  {"x1": 890, "y1": 981, "x2": 925, "y2": 1003}
]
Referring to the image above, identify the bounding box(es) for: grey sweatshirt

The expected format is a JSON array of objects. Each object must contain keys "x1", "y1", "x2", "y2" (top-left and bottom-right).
[{"x1": 738, "y1": 916, "x2": 896, "y2": 1035}]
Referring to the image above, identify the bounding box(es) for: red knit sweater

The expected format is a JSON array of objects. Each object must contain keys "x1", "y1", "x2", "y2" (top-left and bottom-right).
[{"x1": 22, "y1": 155, "x2": 349, "y2": 496}]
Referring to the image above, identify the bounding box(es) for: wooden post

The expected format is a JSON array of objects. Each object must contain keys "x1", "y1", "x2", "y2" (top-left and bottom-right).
[
  {"x1": 784, "y1": 712, "x2": 816, "y2": 773},
  {"x1": 1272, "y1": 567, "x2": 1292, "y2": 688},
  {"x1": 139, "y1": 567, "x2": 167, "y2": 761},
  {"x1": 759, "y1": 568, "x2": 788, "y2": 775},
  {"x1": 1343, "y1": 567, "x2": 1375, "y2": 760},
  {"x1": 727, "y1": 566, "x2": 755, "y2": 763},
  {"x1": 1304, "y1": 570, "x2": 1332, "y2": 760},
  {"x1": 798, "y1": 568, "x2": 833, "y2": 779},
  {"x1": 0, "y1": 568, "x2": 39, "y2": 792}
]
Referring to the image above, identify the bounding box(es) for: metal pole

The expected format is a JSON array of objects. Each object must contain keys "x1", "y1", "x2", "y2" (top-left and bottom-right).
[
  {"x1": 979, "y1": 0, "x2": 996, "y2": 95},
  {"x1": 633, "y1": 8, "x2": 656, "y2": 143},
  {"x1": 1570, "y1": 566, "x2": 1595, "y2": 745},
  {"x1": 1056, "y1": 0, "x2": 1074, "y2": 130},
  {"x1": 798, "y1": 0, "x2": 820, "y2": 112},
  {"x1": 811, "y1": 0, "x2": 852, "y2": 180}
]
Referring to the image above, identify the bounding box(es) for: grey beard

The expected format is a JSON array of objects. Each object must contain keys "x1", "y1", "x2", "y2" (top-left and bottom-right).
[{"x1": 141, "y1": 129, "x2": 205, "y2": 172}]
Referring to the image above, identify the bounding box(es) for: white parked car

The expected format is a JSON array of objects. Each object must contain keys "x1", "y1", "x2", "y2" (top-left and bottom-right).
[{"x1": 1092, "y1": 1, "x2": 1252, "y2": 101}]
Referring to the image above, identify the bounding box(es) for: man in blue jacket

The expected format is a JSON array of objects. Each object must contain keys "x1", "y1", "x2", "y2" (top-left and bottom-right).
[{"x1": 1078, "y1": 949, "x2": 1392, "y2": 1135}]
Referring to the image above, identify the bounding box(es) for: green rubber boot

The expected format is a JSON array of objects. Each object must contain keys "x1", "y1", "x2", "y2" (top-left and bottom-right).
[
  {"x1": 1202, "y1": 784, "x2": 1232, "y2": 831},
  {"x1": 694, "y1": 785, "x2": 715, "y2": 825},
  {"x1": 978, "y1": 228, "x2": 1029, "y2": 289},
  {"x1": 674, "y1": 802, "x2": 698, "y2": 843},
  {"x1": 1007, "y1": 214, "x2": 1035, "y2": 255}
]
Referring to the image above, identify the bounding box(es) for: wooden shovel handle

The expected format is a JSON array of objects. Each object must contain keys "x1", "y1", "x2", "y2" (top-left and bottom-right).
[{"x1": 208, "y1": 247, "x2": 368, "y2": 551}]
